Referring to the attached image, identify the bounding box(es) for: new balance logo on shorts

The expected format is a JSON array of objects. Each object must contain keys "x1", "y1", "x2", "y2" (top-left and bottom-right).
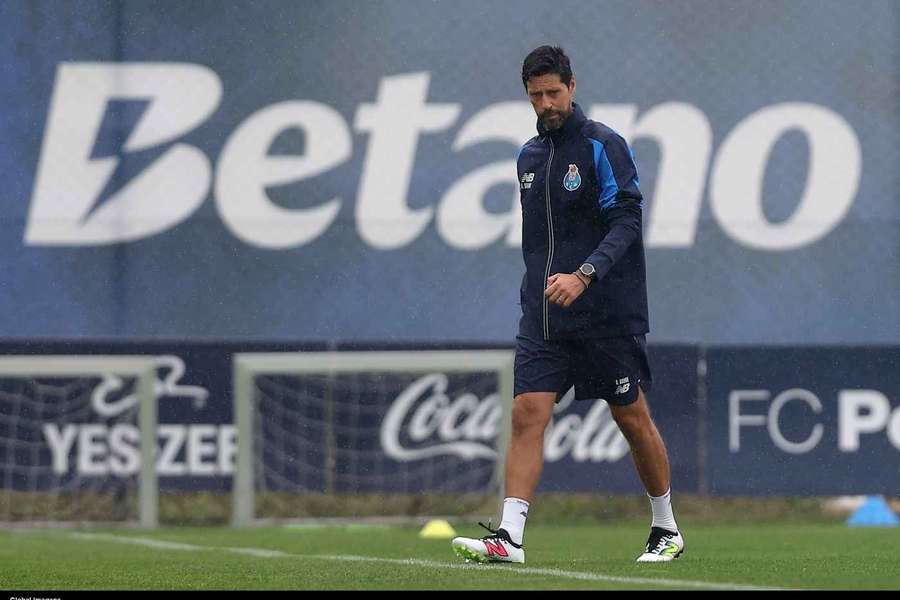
[{"x1": 614, "y1": 377, "x2": 631, "y2": 395}]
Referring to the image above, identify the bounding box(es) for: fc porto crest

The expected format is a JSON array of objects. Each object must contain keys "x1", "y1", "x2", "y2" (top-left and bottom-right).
[{"x1": 563, "y1": 164, "x2": 582, "y2": 191}]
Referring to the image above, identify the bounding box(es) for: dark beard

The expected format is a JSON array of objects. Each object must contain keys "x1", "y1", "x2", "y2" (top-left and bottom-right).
[{"x1": 540, "y1": 105, "x2": 572, "y2": 130}]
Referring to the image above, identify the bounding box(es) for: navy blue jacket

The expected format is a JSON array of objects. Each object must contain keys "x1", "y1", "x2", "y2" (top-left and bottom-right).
[{"x1": 517, "y1": 103, "x2": 648, "y2": 340}]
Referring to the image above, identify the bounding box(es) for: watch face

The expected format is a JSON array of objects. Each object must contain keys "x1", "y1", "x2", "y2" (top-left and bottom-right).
[{"x1": 580, "y1": 264, "x2": 595, "y2": 278}]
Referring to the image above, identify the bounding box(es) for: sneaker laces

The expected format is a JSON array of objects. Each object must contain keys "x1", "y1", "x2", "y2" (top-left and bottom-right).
[
  {"x1": 477, "y1": 520, "x2": 523, "y2": 549},
  {"x1": 644, "y1": 527, "x2": 676, "y2": 553}
]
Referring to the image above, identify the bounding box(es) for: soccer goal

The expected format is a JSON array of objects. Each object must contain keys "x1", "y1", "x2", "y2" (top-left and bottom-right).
[
  {"x1": 231, "y1": 351, "x2": 515, "y2": 526},
  {"x1": 0, "y1": 356, "x2": 158, "y2": 527}
]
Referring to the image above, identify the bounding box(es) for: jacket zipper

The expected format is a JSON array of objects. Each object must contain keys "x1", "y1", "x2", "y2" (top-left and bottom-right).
[{"x1": 542, "y1": 136, "x2": 555, "y2": 340}]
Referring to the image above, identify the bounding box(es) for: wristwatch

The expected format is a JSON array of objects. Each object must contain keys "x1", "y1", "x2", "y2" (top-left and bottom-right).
[{"x1": 578, "y1": 263, "x2": 596, "y2": 281}]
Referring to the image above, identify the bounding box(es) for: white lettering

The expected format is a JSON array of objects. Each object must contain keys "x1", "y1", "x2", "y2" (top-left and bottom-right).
[
  {"x1": 91, "y1": 374, "x2": 132, "y2": 417},
  {"x1": 544, "y1": 414, "x2": 580, "y2": 462},
  {"x1": 155, "y1": 355, "x2": 209, "y2": 408},
  {"x1": 41, "y1": 423, "x2": 235, "y2": 476},
  {"x1": 92, "y1": 355, "x2": 210, "y2": 418},
  {"x1": 218, "y1": 425, "x2": 237, "y2": 474},
  {"x1": 889, "y1": 408, "x2": 900, "y2": 450},
  {"x1": 767, "y1": 388, "x2": 823, "y2": 454},
  {"x1": 380, "y1": 373, "x2": 496, "y2": 461},
  {"x1": 408, "y1": 389, "x2": 449, "y2": 442},
  {"x1": 437, "y1": 392, "x2": 480, "y2": 441},
  {"x1": 592, "y1": 103, "x2": 712, "y2": 248},
  {"x1": 381, "y1": 376, "x2": 628, "y2": 464},
  {"x1": 217, "y1": 101, "x2": 350, "y2": 248},
  {"x1": 77, "y1": 424, "x2": 108, "y2": 475},
  {"x1": 187, "y1": 425, "x2": 218, "y2": 475},
  {"x1": 109, "y1": 423, "x2": 140, "y2": 475},
  {"x1": 839, "y1": 390, "x2": 891, "y2": 452},
  {"x1": 710, "y1": 102, "x2": 861, "y2": 250},
  {"x1": 355, "y1": 72, "x2": 460, "y2": 249},
  {"x1": 729, "y1": 390, "x2": 769, "y2": 452},
  {"x1": 27, "y1": 63, "x2": 220, "y2": 245},
  {"x1": 437, "y1": 102, "x2": 533, "y2": 249},
  {"x1": 157, "y1": 425, "x2": 186, "y2": 476},
  {"x1": 462, "y1": 394, "x2": 502, "y2": 440},
  {"x1": 542, "y1": 396, "x2": 631, "y2": 464},
  {"x1": 574, "y1": 401, "x2": 630, "y2": 463},
  {"x1": 26, "y1": 64, "x2": 863, "y2": 253},
  {"x1": 42, "y1": 424, "x2": 78, "y2": 475}
]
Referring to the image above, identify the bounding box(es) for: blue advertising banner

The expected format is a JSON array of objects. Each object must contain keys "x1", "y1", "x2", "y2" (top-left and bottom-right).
[
  {"x1": 270, "y1": 371, "x2": 502, "y2": 494},
  {"x1": 0, "y1": 340, "x2": 698, "y2": 494},
  {"x1": 706, "y1": 347, "x2": 900, "y2": 496},
  {"x1": 1, "y1": 1, "x2": 898, "y2": 345},
  {"x1": 0, "y1": 340, "x2": 267, "y2": 492},
  {"x1": 9, "y1": 342, "x2": 898, "y2": 496}
]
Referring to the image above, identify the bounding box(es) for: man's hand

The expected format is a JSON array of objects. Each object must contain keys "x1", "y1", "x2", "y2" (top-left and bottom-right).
[{"x1": 544, "y1": 273, "x2": 588, "y2": 308}]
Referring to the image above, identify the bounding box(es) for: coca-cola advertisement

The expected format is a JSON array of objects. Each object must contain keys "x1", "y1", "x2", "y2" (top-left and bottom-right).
[{"x1": 0, "y1": 340, "x2": 699, "y2": 494}]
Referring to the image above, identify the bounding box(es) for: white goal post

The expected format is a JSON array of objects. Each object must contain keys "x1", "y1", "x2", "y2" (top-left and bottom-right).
[
  {"x1": 0, "y1": 356, "x2": 158, "y2": 527},
  {"x1": 231, "y1": 351, "x2": 515, "y2": 527}
]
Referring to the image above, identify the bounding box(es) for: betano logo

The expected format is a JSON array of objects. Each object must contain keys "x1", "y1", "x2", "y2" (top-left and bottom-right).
[{"x1": 28, "y1": 62, "x2": 862, "y2": 252}]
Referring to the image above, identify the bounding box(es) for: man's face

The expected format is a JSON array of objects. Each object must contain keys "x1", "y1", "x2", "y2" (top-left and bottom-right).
[{"x1": 526, "y1": 73, "x2": 575, "y2": 131}]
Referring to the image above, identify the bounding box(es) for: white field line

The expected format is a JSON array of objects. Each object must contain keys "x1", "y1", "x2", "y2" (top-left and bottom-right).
[{"x1": 67, "y1": 532, "x2": 781, "y2": 590}]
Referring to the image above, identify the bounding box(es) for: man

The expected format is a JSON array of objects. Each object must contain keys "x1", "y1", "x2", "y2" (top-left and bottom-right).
[{"x1": 452, "y1": 45, "x2": 684, "y2": 565}]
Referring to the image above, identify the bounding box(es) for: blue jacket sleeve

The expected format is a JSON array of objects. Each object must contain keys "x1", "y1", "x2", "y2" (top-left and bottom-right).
[
  {"x1": 585, "y1": 201, "x2": 642, "y2": 281},
  {"x1": 585, "y1": 134, "x2": 643, "y2": 281}
]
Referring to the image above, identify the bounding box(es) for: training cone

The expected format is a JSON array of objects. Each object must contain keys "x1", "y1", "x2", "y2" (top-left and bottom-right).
[
  {"x1": 419, "y1": 519, "x2": 457, "y2": 539},
  {"x1": 846, "y1": 495, "x2": 900, "y2": 527}
]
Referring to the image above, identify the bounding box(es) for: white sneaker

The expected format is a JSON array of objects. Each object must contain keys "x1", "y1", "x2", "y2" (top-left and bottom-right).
[
  {"x1": 636, "y1": 527, "x2": 684, "y2": 563},
  {"x1": 451, "y1": 523, "x2": 525, "y2": 564}
]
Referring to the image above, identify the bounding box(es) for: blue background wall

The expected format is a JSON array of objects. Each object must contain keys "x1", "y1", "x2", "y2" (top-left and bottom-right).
[{"x1": 2, "y1": 0, "x2": 898, "y2": 344}]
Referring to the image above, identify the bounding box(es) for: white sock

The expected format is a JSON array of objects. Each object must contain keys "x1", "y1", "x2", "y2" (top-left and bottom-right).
[
  {"x1": 648, "y1": 488, "x2": 678, "y2": 533},
  {"x1": 499, "y1": 497, "x2": 529, "y2": 545}
]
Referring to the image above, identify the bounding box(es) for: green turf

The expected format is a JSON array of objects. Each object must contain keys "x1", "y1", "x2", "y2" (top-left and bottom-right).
[{"x1": 1, "y1": 522, "x2": 898, "y2": 590}]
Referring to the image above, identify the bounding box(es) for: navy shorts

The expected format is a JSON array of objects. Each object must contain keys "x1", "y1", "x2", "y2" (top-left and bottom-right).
[{"x1": 514, "y1": 332, "x2": 652, "y2": 406}]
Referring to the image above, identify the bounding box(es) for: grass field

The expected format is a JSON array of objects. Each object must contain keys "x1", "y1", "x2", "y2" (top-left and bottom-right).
[{"x1": 2, "y1": 521, "x2": 898, "y2": 590}]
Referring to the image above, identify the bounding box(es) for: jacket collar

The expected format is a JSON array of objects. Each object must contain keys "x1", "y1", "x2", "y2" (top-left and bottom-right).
[{"x1": 537, "y1": 102, "x2": 586, "y2": 141}]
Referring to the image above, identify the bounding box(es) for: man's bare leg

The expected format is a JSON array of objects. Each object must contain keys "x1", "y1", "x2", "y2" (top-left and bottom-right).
[
  {"x1": 494, "y1": 392, "x2": 556, "y2": 545},
  {"x1": 610, "y1": 387, "x2": 684, "y2": 561},
  {"x1": 504, "y1": 392, "x2": 556, "y2": 501},
  {"x1": 608, "y1": 387, "x2": 670, "y2": 496}
]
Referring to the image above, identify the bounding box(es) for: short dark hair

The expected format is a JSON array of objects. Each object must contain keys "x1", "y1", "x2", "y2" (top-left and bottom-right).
[{"x1": 521, "y1": 45, "x2": 573, "y2": 90}]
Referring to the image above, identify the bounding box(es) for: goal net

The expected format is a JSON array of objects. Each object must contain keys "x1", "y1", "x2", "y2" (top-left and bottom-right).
[
  {"x1": 231, "y1": 351, "x2": 514, "y2": 525},
  {"x1": 0, "y1": 356, "x2": 158, "y2": 527}
]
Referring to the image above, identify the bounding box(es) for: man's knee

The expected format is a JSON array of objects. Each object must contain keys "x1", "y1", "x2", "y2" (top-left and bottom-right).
[
  {"x1": 511, "y1": 393, "x2": 554, "y2": 435},
  {"x1": 610, "y1": 397, "x2": 653, "y2": 437}
]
